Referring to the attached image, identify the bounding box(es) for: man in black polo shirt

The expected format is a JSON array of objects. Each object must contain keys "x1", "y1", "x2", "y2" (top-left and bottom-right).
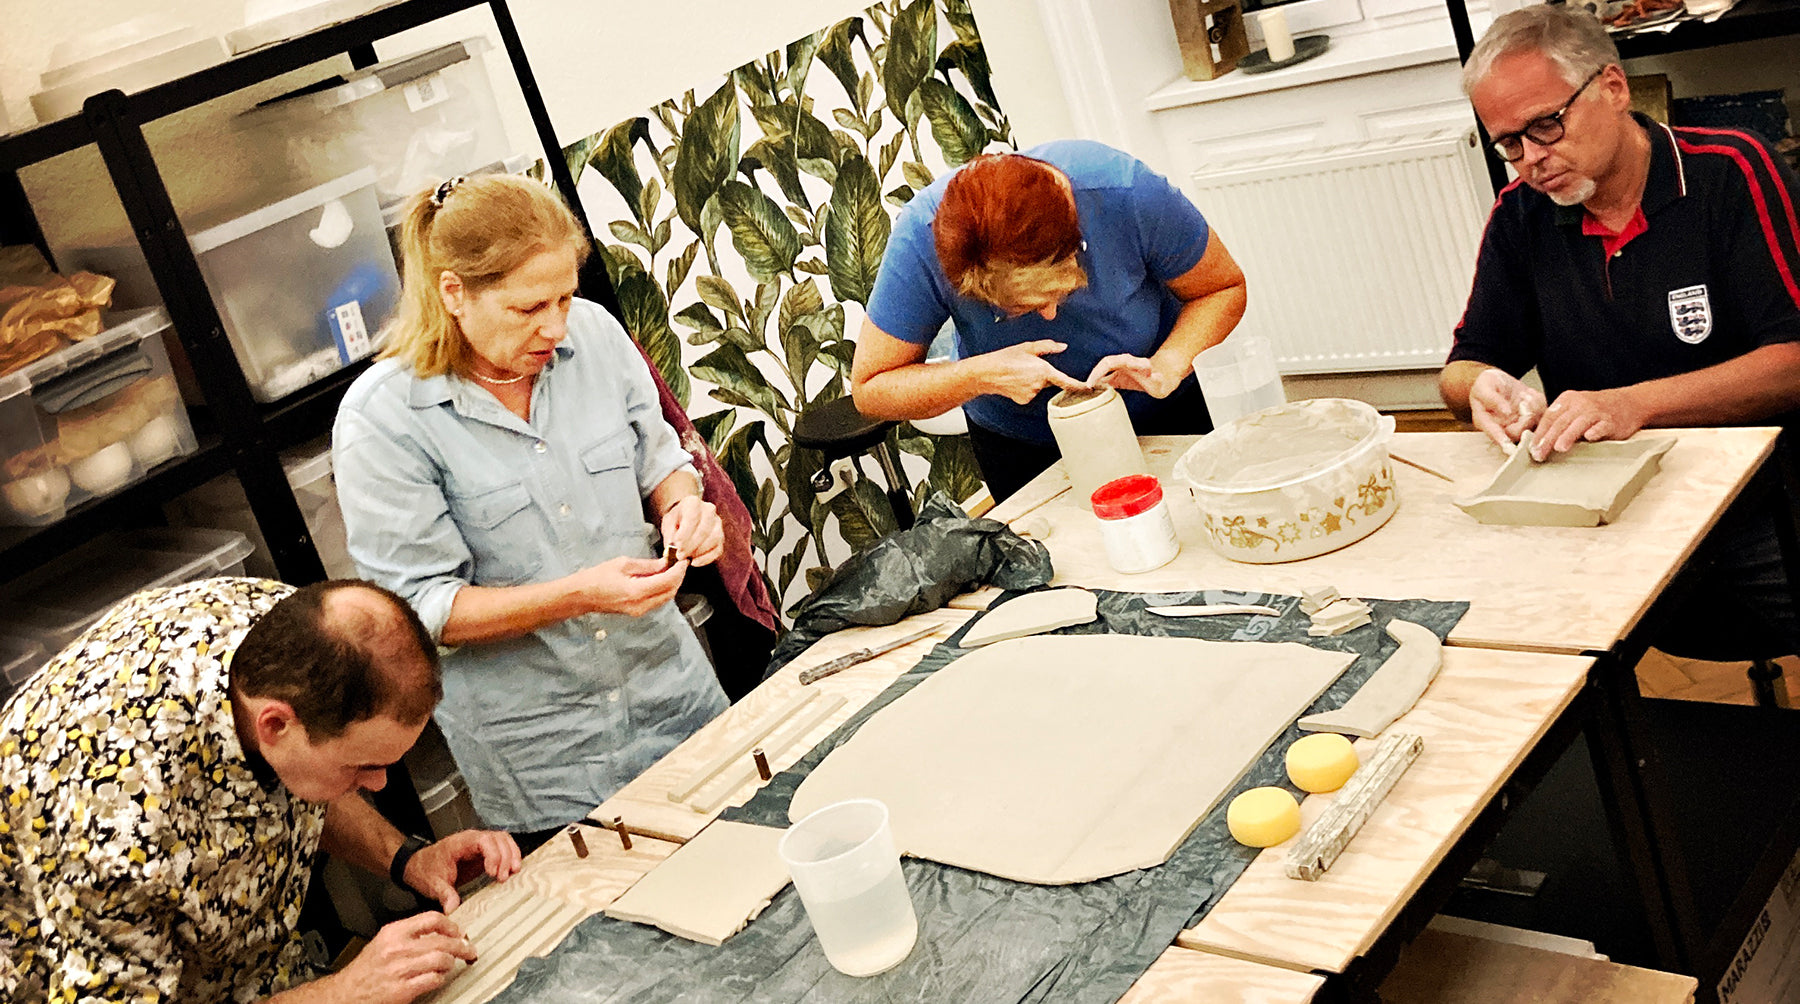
[{"x1": 1440, "y1": 5, "x2": 1800, "y2": 651}]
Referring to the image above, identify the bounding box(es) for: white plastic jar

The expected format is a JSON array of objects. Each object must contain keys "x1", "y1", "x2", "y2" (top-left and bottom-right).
[{"x1": 1091, "y1": 474, "x2": 1180, "y2": 573}]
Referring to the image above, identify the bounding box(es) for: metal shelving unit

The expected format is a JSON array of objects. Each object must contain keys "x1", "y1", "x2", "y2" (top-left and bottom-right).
[{"x1": 0, "y1": 0, "x2": 619, "y2": 586}]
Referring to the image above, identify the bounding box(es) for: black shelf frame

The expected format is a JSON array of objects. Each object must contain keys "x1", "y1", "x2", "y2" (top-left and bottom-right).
[{"x1": 0, "y1": 0, "x2": 618, "y2": 584}]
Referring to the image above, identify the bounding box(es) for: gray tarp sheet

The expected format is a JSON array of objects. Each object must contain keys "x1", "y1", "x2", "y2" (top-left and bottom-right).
[{"x1": 495, "y1": 588, "x2": 1468, "y2": 1004}]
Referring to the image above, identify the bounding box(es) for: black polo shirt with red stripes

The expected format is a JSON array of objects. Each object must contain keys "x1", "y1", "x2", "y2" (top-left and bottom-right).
[{"x1": 1448, "y1": 113, "x2": 1800, "y2": 400}]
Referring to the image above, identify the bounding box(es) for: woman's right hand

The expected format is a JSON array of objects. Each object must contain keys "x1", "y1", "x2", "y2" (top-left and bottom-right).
[
  {"x1": 573, "y1": 556, "x2": 687, "y2": 617},
  {"x1": 978, "y1": 340, "x2": 1089, "y2": 404}
]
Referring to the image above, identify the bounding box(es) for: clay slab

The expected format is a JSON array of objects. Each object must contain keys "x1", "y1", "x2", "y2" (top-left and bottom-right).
[
  {"x1": 1299, "y1": 620, "x2": 1441, "y2": 739},
  {"x1": 959, "y1": 587, "x2": 1098, "y2": 648},
  {"x1": 789, "y1": 635, "x2": 1354, "y2": 885},
  {"x1": 603, "y1": 820, "x2": 790, "y2": 946},
  {"x1": 1454, "y1": 432, "x2": 1676, "y2": 527}
]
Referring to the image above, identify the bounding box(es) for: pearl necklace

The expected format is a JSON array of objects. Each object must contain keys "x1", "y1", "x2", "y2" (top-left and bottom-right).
[{"x1": 471, "y1": 367, "x2": 531, "y2": 386}]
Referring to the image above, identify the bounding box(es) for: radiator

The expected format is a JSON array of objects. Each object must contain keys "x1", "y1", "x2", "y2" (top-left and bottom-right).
[{"x1": 1187, "y1": 130, "x2": 1495, "y2": 375}]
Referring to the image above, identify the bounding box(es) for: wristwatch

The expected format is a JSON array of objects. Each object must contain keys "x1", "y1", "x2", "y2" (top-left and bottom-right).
[{"x1": 389, "y1": 833, "x2": 432, "y2": 890}]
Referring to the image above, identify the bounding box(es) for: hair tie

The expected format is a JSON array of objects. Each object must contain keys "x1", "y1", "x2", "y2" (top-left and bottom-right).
[{"x1": 431, "y1": 176, "x2": 467, "y2": 208}]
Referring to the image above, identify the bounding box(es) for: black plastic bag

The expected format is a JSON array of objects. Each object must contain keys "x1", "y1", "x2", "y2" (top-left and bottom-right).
[{"x1": 763, "y1": 492, "x2": 1052, "y2": 678}]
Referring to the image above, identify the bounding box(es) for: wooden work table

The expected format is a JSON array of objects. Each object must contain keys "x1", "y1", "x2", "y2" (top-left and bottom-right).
[
  {"x1": 431, "y1": 426, "x2": 1776, "y2": 1002},
  {"x1": 996, "y1": 428, "x2": 1778, "y2": 655}
]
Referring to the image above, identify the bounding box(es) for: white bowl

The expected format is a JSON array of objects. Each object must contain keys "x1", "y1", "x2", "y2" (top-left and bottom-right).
[{"x1": 1172, "y1": 398, "x2": 1398, "y2": 563}]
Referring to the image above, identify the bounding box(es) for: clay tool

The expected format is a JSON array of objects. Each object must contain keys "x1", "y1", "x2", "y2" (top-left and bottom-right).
[
  {"x1": 1388, "y1": 452, "x2": 1456, "y2": 483},
  {"x1": 668, "y1": 690, "x2": 818, "y2": 803},
  {"x1": 1146, "y1": 604, "x2": 1280, "y2": 618},
  {"x1": 690, "y1": 694, "x2": 848, "y2": 814},
  {"x1": 664, "y1": 543, "x2": 679, "y2": 566},
  {"x1": 565, "y1": 824, "x2": 588, "y2": 858},
  {"x1": 575, "y1": 815, "x2": 690, "y2": 846},
  {"x1": 753, "y1": 748, "x2": 771, "y2": 780},
  {"x1": 798, "y1": 624, "x2": 941, "y2": 685},
  {"x1": 1285, "y1": 732, "x2": 1424, "y2": 880}
]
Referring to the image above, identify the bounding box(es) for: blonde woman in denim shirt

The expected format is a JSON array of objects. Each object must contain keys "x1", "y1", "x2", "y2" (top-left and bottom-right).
[{"x1": 333, "y1": 175, "x2": 728, "y2": 851}]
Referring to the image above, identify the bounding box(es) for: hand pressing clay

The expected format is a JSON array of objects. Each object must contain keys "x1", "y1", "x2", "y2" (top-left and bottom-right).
[{"x1": 1298, "y1": 620, "x2": 1441, "y2": 738}]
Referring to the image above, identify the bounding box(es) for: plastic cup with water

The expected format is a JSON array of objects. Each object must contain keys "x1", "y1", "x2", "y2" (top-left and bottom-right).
[
  {"x1": 778, "y1": 798, "x2": 918, "y2": 977},
  {"x1": 1196, "y1": 334, "x2": 1286, "y2": 426}
]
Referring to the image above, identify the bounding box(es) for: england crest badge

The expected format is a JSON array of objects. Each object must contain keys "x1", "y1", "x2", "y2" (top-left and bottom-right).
[{"x1": 1668, "y1": 284, "x2": 1712, "y2": 344}]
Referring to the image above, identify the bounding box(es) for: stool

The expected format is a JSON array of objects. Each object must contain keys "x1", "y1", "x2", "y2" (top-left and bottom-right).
[{"x1": 791, "y1": 396, "x2": 915, "y2": 531}]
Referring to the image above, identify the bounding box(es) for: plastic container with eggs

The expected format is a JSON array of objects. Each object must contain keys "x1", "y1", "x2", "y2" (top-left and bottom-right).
[{"x1": 0, "y1": 307, "x2": 197, "y2": 526}]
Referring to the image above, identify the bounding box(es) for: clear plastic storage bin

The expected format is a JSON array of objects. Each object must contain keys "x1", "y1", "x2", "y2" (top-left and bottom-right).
[
  {"x1": 165, "y1": 437, "x2": 355, "y2": 579},
  {"x1": 0, "y1": 527, "x2": 253, "y2": 658},
  {"x1": 187, "y1": 168, "x2": 400, "y2": 402},
  {"x1": 0, "y1": 634, "x2": 48, "y2": 706},
  {"x1": 0, "y1": 307, "x2": 197, "y2": 526},
  {"x1": 248, "y1": 38, "x2": 509, "y2": 205}
]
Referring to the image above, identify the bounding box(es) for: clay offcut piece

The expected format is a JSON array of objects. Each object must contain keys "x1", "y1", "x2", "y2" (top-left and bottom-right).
[
  {"x1": 1299, "y1": 621, "x2": 1442, "y2": 738},
  {"x1": 1147, "y1": 604, "x2": 1281, "y2": 618},
  {"x1": 788, "y1": 634, "x2": 1354, "y2": 885},
  {"x1": 958, "y1": 587, "x2": 1099, "y2": 648},
  {"x1": 604, "y1": 820, "x2": 791, "y2": 946},
  {"x1": 1454, "y1": 430, "x2": 1676, "y2": 527}
]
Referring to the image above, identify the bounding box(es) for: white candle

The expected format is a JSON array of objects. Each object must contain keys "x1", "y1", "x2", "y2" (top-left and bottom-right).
[{"x1": 1259, "y1": 9, "x2": 1296, "y2": 63}]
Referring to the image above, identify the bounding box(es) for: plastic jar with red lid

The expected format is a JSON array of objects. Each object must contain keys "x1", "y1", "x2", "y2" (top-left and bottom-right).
[{"x1": 1091, "y1": 474, "x2": 1180, "y2": 573}]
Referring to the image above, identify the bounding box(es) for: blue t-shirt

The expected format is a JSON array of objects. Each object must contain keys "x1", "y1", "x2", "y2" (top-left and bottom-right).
[{"x1": 866, "y1": 139, "x2": 1211, "y2": 442}]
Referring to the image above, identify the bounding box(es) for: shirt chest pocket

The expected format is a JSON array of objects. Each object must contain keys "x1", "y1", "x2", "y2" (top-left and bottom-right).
[
  {"x1": 581, "y1": 433, "x2": 651, "y2": 540},
  {"x1": 446, "y1": 480, "x2": 546, "y2": 586}
]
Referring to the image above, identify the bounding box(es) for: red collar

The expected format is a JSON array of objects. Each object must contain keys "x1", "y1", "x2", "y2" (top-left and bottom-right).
[{"x1": 1582, "y1": 205, "x2": 1649, "y2": 257}]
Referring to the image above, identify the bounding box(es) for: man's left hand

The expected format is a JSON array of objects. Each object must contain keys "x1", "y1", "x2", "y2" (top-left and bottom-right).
[
  {"x1": 1086, "y1": 355, "x2": 1180, "y2": 398},
  {"x1": 1530, "y1": 387, "x2": 1651, "y2": 460},
  {"x1": 660, "y1": 495, "x2": 724, "y2": 567},
  {"x1": 404, "y1": 831, "x2": 523, "y2": 913}
]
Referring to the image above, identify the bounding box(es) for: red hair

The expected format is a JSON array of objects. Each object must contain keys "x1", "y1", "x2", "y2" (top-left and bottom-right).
[{"x1": 933, "y1": 154, "x2": 1083, "y2": 293}]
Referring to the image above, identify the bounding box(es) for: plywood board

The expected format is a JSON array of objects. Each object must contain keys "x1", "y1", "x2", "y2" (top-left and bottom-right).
[
  {"x1": 1379, "y1": 929, "x2": 1697, "y2": 1003},
  {"x1": 1118, "y1": 947, "x2": 1323, "y2": 1003},
  {"x1": 604, "y1": 820, "x2": 790, "y2": 945},
  {"x1": 1179, "y1": 647, "x2": 1594, "y2": 973},
  {"x1": 789, "y1": 635, "x2": 1354, "y2": 885},
  {"x1": 1023, "y1": 430, "x2": 1775, "y2": 655}
]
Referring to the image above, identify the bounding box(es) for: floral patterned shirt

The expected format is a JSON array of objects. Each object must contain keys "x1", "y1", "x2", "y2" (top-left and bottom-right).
[{"x1": 0, "y1": 577, "x2": 327, "y2": 1004}]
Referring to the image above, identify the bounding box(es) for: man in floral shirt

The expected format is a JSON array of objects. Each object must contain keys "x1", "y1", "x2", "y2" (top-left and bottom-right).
[{"x1": 0, "y1": 577, "x2": 523, "y2": 1003}]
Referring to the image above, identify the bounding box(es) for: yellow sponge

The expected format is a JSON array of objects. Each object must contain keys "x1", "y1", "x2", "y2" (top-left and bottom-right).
[
  {"x1": 1227, "y1": 786, "x2": 1302, "y2": 847},
  {"x1": 1286, "y1": 733, "x2": 1361, "y2": 793}
]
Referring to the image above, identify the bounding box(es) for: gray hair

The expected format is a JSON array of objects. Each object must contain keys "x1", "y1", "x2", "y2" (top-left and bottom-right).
[{"x1": 1462, "y1": 5, "x2": 1620, "y2": 96}]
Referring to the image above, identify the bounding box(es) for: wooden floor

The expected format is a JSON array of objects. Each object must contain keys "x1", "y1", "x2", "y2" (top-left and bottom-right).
[{"x1": 1635, "y1": 649, "x2": 1798, "y2": 705}]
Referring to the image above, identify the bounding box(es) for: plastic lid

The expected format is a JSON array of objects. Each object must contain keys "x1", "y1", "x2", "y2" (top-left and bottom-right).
[
  {"x1": 1173, "y1": 398, "x2": 1389, "y2": 495},
  {"x1": 0, "y1": 307, "x2": 172, "y2": 401},
  {"x1": 0, "y1": 528, "x2": 254, "y2": 645},
  {"x1": 1091, "y1": 474, "x2": 1164, "y2": 519},
  {"x1": 260, "y1": 38, "x2": 488, "y2": 112},
  {"x1": 188, "y1": 168, "x2": 377, "y2": 253}
]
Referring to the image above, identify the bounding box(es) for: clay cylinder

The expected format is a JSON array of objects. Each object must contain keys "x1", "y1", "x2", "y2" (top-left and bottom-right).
[{"x1": 1046, "y1": 387, "x2": 1148, "y2": 510}]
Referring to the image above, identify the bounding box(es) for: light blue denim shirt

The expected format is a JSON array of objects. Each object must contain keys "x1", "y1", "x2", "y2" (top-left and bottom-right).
[{"x1": 332, "y1": 298, "x2": 728, "y2": 832}]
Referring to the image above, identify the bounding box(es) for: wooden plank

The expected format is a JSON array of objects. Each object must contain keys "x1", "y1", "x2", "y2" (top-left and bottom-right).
[
  {"x1": 1015, "y1": 428, "x2": 1775, "y2": 655},
  {"x1": 1178, "y1": 646, "x2": 1593, "y2": 973},
  {"x1": 1118, "y1": 947, "x2": 1323, "y2": 1003},
  {"x1": 1285, "y1": 733, "x2": 1424, "y2": 880},
  {"x1": 1378, "y1": 929, "x2": 1698, "y2": 1003}
]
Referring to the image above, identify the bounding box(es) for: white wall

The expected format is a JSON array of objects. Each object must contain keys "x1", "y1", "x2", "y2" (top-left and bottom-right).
[{"x1": 2, "y1": 0, "x2": 1074, "y2": 252}]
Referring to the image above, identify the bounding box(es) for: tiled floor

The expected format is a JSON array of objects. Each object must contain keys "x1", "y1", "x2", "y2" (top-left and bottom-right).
[{"x1": 1635, "y1": 648, "x2": 1800, "y2": 706}]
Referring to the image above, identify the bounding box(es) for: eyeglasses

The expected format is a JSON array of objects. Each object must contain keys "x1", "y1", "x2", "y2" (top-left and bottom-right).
[{"x1": 1488, "y1": 67, "x2": 1604, "y2": 163}]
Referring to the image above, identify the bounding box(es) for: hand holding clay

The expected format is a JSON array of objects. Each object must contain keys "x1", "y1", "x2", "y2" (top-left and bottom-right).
[
  {"x1": 1530, "y1": 387, "x2": 1650, "y2": 461},
  {"x1": 1468, "y1": 368, "x2": 1546, "y2": 452},
  {"x1": 1085, "y1": 354, "x2": 1180, "y2": 398},
  {"x1": 573, "y1": 555, "x2": 686, "y2": 617},
  {"x1": 979, "y1": 340, "x2": 1088, "y2": 404}
]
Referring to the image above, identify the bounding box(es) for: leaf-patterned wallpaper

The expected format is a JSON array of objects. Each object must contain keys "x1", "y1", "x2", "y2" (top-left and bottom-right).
[{"x1": 565, "y1": 0, "x2": 1010, "y2": 612}]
